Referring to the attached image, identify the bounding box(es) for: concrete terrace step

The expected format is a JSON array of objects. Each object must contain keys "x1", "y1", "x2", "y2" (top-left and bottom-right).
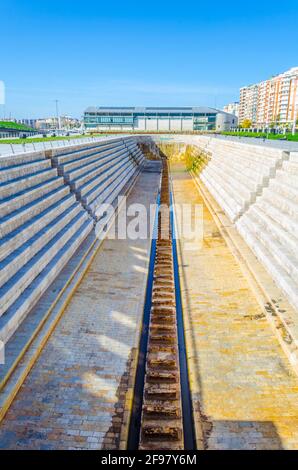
[
  {"x1": 65, "y1": 148, "x2": 128, "y2": 185},
  {"x1": 0, "y1": 210, "x2": 90, "y2": 317},
  {"x1": 200, "y1": 172, "x2": 242, "y2": 222},
  {"x1": 208, "y1": 157, "x2": 264, "y2": 192},
  {"x1": 0, "y1": 168, "x2": 58, "y2": 199},
  {"x1": 281, "y1": 160, "x2": 298, "y2": 175},
  {"x1": 58, "y1": 144, "x2": 126, "y2": 173},
  {"x1": 210, "y1": 145, "x2": 284, "y2": 164},
  {"x1": 0, "y1": 185, "x2": 70, "y2": 238},
  {"x1": 0, "y1": 176, "x2": 64, "y2": 218},
  {"x1": 257, "y1": 198, "x2": 298, "y2": 234},
  {"x1": 0, "y1": 159, "x2": 51, "y2": 183},
  {"x1": 0, "y1": 203, "x2": 81, "y2": 288},
  {"x1": 0, "y1": 217, "x2": 93, "y2": 343},
  {"x1": 236, "y1": 218, "x2": 298, "y2": 309},
  {"x1": 52, "y1": 140, "x2": 124, "y2": 165},
  {"x1": 262, "y1": 188, "x2": 298, "y2": 220},
  {"x1": 269, "y1": 178, "x2": 298, "y2": 203},
  {"x1": 202, "y1": 165, "x2": 250, "y2": 208},
  {"x1": 0, "y1": 193, "x2": 76, "y2": 262},
  {"x1": 211, "y1": 150, "x2": 275, "y2": 176},
  {"x1": 0, "y1": 151, "x2": 46, "y2": 168},
  {"x1": 89, "y1": 160, "x2": 136, "y2": 214},
  {"x1": 239, "y1": 211, "x2": 298, "y2": 281},
  {"x1": 69, "y1": 150, "x2": 129, "y2": 191},
  {"x1": 275, "y1": 170, "x2": 298, "y2": 188},
  {"x1": 209, "y1": 141, "x2": 283, "y2": 157},
  {"x1": 93, "y1": 164, "x2": 137, "y2": 218},
  {"x1": 80, "y1": 157, "x2": 134, "y2": 205},
  {"x1": 248, "y1": 205, "x2": 298, "y2": 254}
]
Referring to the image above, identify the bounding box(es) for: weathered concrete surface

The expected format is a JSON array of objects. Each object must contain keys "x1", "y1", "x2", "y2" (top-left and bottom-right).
[
  {"x1": 171, "y1": 163, "x2": 298, "y2": 450},
  {"x1": 0, "y1": 162, "x2": 161, "y2": 450}
]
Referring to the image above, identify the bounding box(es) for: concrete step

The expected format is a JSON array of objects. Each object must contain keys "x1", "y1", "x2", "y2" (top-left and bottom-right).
[
  {"x1": 69, "y1": 150, "x2": 129, "y2": 190},
  {"x1": 0, "y1": 176, "x2": 64, "y2": 218},
  {"x1": 236, "y1": 218, "x2": 298, "y2": 309},
  {"x1": 0, "y1": 210, "x2": 90, "y2": 317},
  {"x1": 0, "y1": 185, "x2": 70, "y2": 238},
  {"x1": 89, "y1": 160, "x2": 136, "y2": 214},
  {"x1": 0, "y1": 168, "x2": 58, "y2": 199},
  {"x1": 93, "y1": 164, "x2": 137, "y2": 218},
  {"x1": 52, "y1": 141, "x2": 124, "y2": 165},
  {"x1": 282, "y1": 161, "x2": 298, "y2": 175},
  {"x1": 0, "y1": 151, "x2": 46, "y2": 168},
  {"x1": 51, "y1": 138, "x2": 124, "y2": 158},
  {"x1": 209, "y1": 141, "x2": 283, "y2": 158},
  {"x1": 249, "y1": 205, "x2": 298, "y2": 254},
  {"x1": 65, "y1": 148, "x2": 127, "y2": 185},
  {"x1": 59, "y1": 144, "x2": 125, "y2": 173},
  {"x1": 269, "y1": 178, "x2": 298, "y2": 203},
  {"x1": 0, "y1": 203, "x2": 81, "y2": 288},
  {"x1": 81, "y1": 157, "x2": 133, "y2": 206},
  {"x1": 275, "y1": 170, "x2": 298, "y2": 188},
  {"x1": 262, "y1": 188, "x2": 298, "y2": 220},
  {"x1": 210, "y1": 145, "x2": 283, "y2": 164},
  {"x1": 240, "y1": 211, "x2": 298, "y2": 281},
  {"x1": 200, "y1": 171, "x2": 242, "y2": 222},
  {"x1": 0, "y1": 159, "x2": 51, "y2": 183},
  {"x1": 0, "y1": 217, "x2": 93, "y2": 343},
  {"x1": 209, "y1": 157, "x2": 265, "y2": 192},
  {"x1": 202, "y1": 164, "x2": 250, "y2": 209},
  {"x1": 0, "y1": 193, "x2": 76, "y2": 262},
  {"x1": 257, "y1": 198, "x2": 298, "y2": 234},
  {"x1": 211, "y1": 150, "x2": 274, "y2": 176}
]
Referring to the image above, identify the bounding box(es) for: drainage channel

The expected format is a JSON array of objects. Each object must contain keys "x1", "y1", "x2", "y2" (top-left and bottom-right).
[{"x1": 127, "y1": 158, "x2": 196, "y2": 450}]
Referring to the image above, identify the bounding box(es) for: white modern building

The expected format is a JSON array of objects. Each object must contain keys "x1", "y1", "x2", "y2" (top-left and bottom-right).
[
  {"x1": 84, "y1": 106, "x2": 237, "y2": 132},
  {"x1": 223, "y1": 102, "x2": 239, "y2": 118}
]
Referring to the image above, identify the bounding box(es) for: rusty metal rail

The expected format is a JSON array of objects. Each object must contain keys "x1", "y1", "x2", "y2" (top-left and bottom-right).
[{"x1": 138, "y1": 159, "x2": 184, "y2": 450}]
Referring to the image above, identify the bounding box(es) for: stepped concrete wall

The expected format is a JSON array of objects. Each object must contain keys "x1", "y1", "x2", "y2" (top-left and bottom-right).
[
  {"x1": 186, "y1": 136, "x2": 298, "y2": 311},
  {"x1": 0, "y1": 136, "x2": 146, "y2": 343}
]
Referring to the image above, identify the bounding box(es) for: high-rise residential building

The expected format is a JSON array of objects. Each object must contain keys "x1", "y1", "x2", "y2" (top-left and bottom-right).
[
  {"x1": 239, "y1": 66, "x2": 298, "y2": 126},
  {"x1": 223, "y1": 102, "x2": 239, "y2": 118},
  {"x1": 239, "y1": 84, "x2": 259, "y2": 124}
]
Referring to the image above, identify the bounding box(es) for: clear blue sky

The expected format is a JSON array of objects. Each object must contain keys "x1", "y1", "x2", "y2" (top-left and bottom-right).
[{"x1": 1, "y1": 0, "x2": 298, "y2": 119}]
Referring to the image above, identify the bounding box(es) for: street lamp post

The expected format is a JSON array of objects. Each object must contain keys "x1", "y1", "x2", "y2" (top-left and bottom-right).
[{"x1": 54, "y1": 99, "x2": 61, "y2": 133}]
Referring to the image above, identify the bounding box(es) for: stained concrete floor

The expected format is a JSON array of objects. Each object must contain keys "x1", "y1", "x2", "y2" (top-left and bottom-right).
[{"x1": 171, "y1": 163, "x2": 298, "y2": 450}]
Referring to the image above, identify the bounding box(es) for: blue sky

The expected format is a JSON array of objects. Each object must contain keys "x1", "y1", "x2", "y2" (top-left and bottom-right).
[{"x1": 1, "y1": 0, "x2": 298, "y2": 119}]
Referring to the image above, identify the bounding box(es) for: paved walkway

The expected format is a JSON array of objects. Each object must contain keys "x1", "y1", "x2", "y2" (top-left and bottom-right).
[
  {"x1": 171, "y1": 163, "x2": 298, "y2": 450},
  {"x1": 0, "y1": 163, "x2": 161, "y2": 449}
]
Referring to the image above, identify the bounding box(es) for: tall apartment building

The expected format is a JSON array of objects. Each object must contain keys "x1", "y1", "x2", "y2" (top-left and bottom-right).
[{"x1": 239, "y1": 66, "x2": 298, "y2": 126}]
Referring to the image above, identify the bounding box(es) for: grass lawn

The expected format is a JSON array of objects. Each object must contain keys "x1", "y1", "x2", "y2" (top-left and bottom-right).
[
  {"x1": 222, "y1": 131, "x2": 298, "y2": 142},
  {"x1": 0, "y1": 120, "x2": 35, "y2": 131},
  {"x1": 0, "y1": 134, "x2": 108, "y2": 145}
]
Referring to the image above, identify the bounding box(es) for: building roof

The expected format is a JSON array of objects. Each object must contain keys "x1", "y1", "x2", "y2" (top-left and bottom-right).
[{"x1": 84, "y1": 106, "x2": 222, "y2": 114}]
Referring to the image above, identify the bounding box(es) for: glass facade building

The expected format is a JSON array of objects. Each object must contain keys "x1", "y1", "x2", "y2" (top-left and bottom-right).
[{"x1": 83, "y1": 106, "x2": 235, "y2": 131}]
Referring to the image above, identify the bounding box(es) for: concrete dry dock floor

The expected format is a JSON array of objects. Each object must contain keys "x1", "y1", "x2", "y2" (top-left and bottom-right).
[
  {"x1": 171, "y1": 163, "x2": 298, "y2": 450},
  {"x1": 0, "y1": 162, "x2": 161, "y2": 450}
]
